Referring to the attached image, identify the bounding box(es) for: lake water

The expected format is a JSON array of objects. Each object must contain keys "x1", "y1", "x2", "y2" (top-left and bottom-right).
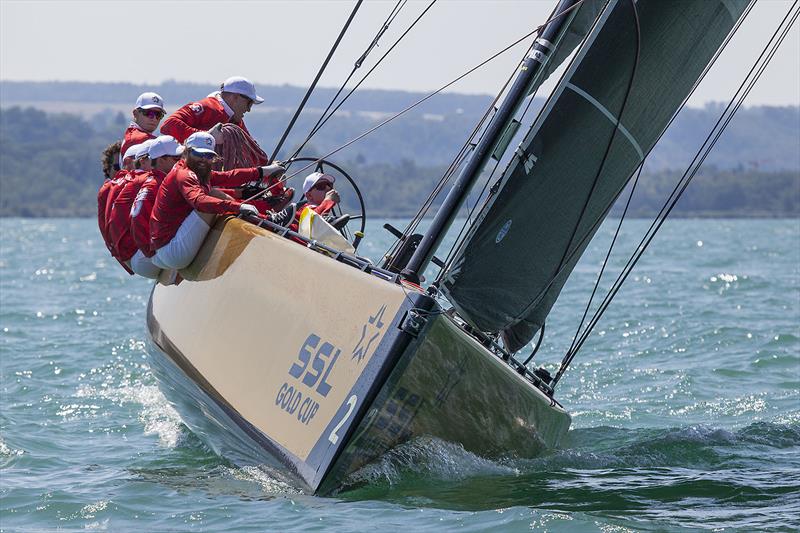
[{"x1": 1, "y1": 217, "x2": 798, "y2": 531}]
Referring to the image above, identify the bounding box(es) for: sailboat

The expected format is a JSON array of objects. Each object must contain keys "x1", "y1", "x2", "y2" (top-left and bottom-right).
[{"x1": 146, "y1": 0, "x2": 766, "y2": 494}]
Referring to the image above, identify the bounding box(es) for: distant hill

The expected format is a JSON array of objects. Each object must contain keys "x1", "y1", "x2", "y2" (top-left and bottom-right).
[
  {"x1": 0, "y1": 106, "x2": 797, "y2": 218},
  {"x1": 1, "y1": 80, "x2": 799, "y2": 171}
]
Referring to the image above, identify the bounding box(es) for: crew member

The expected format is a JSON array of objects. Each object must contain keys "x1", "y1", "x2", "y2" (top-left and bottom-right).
[
  {"x1": 97, "y1": 142, "x2": 151, "y2": 274},
  {"x1": 127, "y1": 136, "x2": 184, "y2": 278},
  {"x1": 160, "y1": 76, "x2": 263, "y2": 143},
  {"x1": 98, "y1": 141, "x2": 122, "y2": 246},
  {"x1": 300, "y1": 171, "x2": 340, "y2": 219},
  {"x1": 108, "y1": 136, "x2": 179, "y2": 276},
  {"x1": 120, "y1": 92, "x2": 166, "y2": 160},
  {"x1": 149, "y1": 132, "x2": 280, "y2": 271}
]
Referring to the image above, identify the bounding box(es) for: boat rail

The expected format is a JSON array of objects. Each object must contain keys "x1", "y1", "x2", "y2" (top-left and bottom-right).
[{"x1": 239, "y1": 213, "x2": 399, "y2": 284}]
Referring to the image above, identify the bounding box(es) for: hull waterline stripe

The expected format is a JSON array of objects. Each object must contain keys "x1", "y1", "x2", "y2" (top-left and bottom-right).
[{"x1": 566, "y1": 82, "x2": 644, "y2": 161}]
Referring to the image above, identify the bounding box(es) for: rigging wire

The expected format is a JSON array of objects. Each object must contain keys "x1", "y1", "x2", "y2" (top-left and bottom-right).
[
  {"x1": 385, "y1": 44, "x2": 532, "y2": 268},
  {"x1": 553, "y1": 0, "x2": 799, "y2": 387},
  {"x1": 563, "y1": 0, "x2": 759, "y2": 360},
  {"x1": 288, "y1": 0, "x2": 435, "y2": 162},
  {"x1": 270, "y1": 0, "x2": 363, "y2": 163},
  {"x1": 389, "y1": 0, "x2": 596, "y2": 268},
  {"x1": 540, "y1": 0, "x2": 642, "y2": 352},
  {"x1": 244, "y1": 19, "x2": 571, "y2": 205},
  {"x1": 564, "y1": 0, "x2": 641, "y2": 357}
]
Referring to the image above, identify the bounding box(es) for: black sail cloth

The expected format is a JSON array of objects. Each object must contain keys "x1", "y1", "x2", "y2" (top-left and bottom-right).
[{"x1": 441, "y1": 0, "x2": 751, "y2": 352}]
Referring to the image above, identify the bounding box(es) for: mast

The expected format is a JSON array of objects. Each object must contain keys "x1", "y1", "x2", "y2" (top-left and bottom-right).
[{"x1": 401, "y1": 0, "x2": 581, "y2": 284}]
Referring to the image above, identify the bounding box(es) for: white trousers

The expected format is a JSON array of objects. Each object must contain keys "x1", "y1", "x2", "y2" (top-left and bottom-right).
[
  {"x1": 129, "y1": 250, "x2": 162, "y2": 279},
  {"x1": 152, "y1": 211, "x2": 211, "y2": 270}
]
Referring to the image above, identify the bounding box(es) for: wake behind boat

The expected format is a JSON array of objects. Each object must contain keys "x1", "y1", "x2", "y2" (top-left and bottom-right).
[{"x1": 138, "y1": 0, "x2": 793, "y2": 494}]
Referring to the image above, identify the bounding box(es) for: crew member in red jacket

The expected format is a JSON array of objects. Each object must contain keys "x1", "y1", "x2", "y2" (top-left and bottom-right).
[
  {"x1": 120, "y1": 92, "x2": 166, "y2": 162},
  {"x1": 124, "y1": 136, "x2": 184, "y2": 278},
  {"x1": 149, "y1": 132, "x2": 285, "y2": 271},
  {"x1": 104, "y1": 141, "x2": 153, "y2": 252},
  {"x1": 97, "y1": 141, "x2": 121, "y2": 249},
  {"x1": 160, "y1": 76, "x2": 263, "y2": 143}
]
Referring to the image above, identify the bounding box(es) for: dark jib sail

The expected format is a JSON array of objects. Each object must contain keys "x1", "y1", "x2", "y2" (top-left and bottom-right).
[{"x1": 441, "y1": 0, "x2": 751, "y2": 352}]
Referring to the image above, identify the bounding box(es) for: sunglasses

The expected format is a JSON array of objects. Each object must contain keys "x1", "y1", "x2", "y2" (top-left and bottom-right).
[
  {"x1": 312, "y1": 181, "x2": 333, "y2": 191},
  {"x1": 140, "y1": 109, "x2": 165, "y2": 120},
  {"x1": 189, "y1": 149, "x2": 217, "y2": 160}
]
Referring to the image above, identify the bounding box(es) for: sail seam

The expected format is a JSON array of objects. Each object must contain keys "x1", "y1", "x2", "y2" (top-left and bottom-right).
[{"x1": 566, "y1": 82, "x2": 644, "y2": 160}]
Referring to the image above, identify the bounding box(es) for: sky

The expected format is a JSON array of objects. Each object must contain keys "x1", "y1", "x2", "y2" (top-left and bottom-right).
[{"x1": 1, "y1": 0, "x2": 798, "y2": 107}]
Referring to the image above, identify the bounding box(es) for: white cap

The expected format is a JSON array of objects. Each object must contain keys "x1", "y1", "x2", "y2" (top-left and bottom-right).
[
  {"x1": 134, "y1": 139, "x2": 155, "y2": 160},
  {"x1": 220, "y1": 76, "x2": 264, "y2": 104},
  {"x1": 122, "y1": 144, "x2": 140, "y2": 161},
  {"x1": 135, "y1": 92, "x2": 165, "y2": 111},
  {"x1": 184, "y1": 131, "x2": 217, "y2": 155},
  {"x1": 302, "y1": 172, "x2": 335, "y2": 195},
  {"x1": 148, "y1": 135, "x2": 184, "y2": 159}
]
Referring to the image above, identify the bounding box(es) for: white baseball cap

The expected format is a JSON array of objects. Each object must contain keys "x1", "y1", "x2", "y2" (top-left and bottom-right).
[
  {"x1": 135, "y1": 92, "x2": 165, "y2": 111},
  {"x1": 302, "y1": 172, "x2": 335, "y2": 195},
  {"x1": 134, "y1": 139, "x2": 156, "y2": 160},
  {"x1": 184, "y1": 131, "x2": 217, "y2": 155},
  {"x1": 148, "y1": 135, "x2": 184, "y2": 159},
  {"x1": 122, "y1": 144, "x2": 141, "y2": 161},
  {"x1": 220, "y1": 76, "x2": 264, "y2": 104}
]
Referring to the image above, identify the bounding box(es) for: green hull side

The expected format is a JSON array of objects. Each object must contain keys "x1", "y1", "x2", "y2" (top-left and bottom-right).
[{"x1": 320, "y1": 312, "x2": 571, "y2": 493}]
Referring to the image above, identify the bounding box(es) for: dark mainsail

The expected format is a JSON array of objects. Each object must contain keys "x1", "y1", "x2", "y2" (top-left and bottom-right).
[{"x1": 441, "y1": 0, "x2": 751, "y2": 352}]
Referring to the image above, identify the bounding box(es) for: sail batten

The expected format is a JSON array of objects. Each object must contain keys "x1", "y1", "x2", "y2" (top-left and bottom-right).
[
  {"x1": 566, "y1": 83, "x2": 644, "y2": 160},
  {"x1": 440, "y1": 0, "x2": 752, "y2": 352}
]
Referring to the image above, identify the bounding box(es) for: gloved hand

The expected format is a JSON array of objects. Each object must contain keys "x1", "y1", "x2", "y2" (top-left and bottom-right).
[
  {"x1": 239, "y1": 203, "x2": 259, "y2": 217},
  {"x1": 207, "y1": 123, "x2": 224, "y2": 144},
  {"x1": 325, "y1": 189, "x2": 341, "y2": 204},
  {"x1": 260, "y1": 163, "x2": 286, "y2": 180}
]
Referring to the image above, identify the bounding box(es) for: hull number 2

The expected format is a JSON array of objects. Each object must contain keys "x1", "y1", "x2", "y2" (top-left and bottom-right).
[{"x1": 329, "y1": 395, "x2": 358, "y2": 445}]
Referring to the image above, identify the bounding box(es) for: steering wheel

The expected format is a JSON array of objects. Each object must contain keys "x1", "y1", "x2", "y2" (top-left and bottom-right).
[{"x1": 284, "y1": 157, "x2": 367, "y2": 239}]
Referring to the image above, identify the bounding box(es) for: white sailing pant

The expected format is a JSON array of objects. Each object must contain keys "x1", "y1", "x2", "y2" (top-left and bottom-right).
[
  {"x1": 129, "y1": 250, "x2": 161, "y2": 279},
  {"x1": 152, "y1": 211, "x2": 211, "y2": 270}
]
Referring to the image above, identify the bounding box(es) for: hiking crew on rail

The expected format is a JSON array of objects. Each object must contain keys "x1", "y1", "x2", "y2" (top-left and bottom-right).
[{"x1": 96, "y1": 76, "x2": 338, "y2": 281}]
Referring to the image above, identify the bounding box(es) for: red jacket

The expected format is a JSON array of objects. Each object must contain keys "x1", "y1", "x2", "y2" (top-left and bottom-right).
[
  {"x1": 161, "y1": 94, "x2": 249, "y2": 143},
  {"x1": 150, "y1": 160, "x2": 260, "y2": 250},
  {"x1": 97, "y1": 170, "x2": 135, "y2": 274},
  {"x1": 100, "y1": 170, "x2": 132, "y2": 253},
  {"x1": 97, "y1": 179, "x2": 115, "y2": 249},
  {"x1": 120, "y1": 123, "x2": 156, "y2": 161},
  {"x1": 108, "y1": 172, "x2": 151, "y2": 262},
  {"x1": 130, "y1": 169, "x2": 167, "y2": 257}
]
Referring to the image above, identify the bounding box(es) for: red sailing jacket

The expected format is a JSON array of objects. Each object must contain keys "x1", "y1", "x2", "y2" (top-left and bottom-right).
[
  {"x1": 97, "y1": 170, "x2": 135, "y2": 274},
  {"x1": 160, "y1": 95, "x2": 250, "y2": 143},
  {"x1": 107, "y1": 171, "x2": 152, "y2": 262},
  {"x1": 99, "y1": 170, "x2": 130, "y2": 252},
  {"x1": 130, "y1": 169, "x2": 167, "y2": 257},
  {"x1": 120, "y1": 123, "x2": 156, "y2": 161},
  {"x1": 149, "y1": 160, "x2": 260, "y2": 250}
]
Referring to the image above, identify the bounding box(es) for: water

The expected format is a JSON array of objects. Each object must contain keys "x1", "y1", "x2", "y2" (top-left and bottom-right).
[{"x1": 1, "y1": 217, "x2": 798, "y2": 531}]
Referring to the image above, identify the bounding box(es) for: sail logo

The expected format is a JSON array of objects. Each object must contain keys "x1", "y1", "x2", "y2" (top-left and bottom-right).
[
  {"x1": 496, "y1": 220, "x2": 512, "y2": 243},
  {"x1": 352, "y1": 305, "x2": 386, "y2": 364},
  {"x1": 523, "y1": 153, "x2": 538, "y2": 174}
]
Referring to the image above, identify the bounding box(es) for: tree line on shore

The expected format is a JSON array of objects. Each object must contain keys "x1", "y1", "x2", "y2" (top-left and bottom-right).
[{"x1": 0, "y1": 106, "x2": 797, "y2": 218}]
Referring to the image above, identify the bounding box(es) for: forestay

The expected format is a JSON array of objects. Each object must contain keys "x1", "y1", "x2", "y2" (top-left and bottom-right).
[{"x1": 441, "y1": 0, "x2": 752, "y2": 352}]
